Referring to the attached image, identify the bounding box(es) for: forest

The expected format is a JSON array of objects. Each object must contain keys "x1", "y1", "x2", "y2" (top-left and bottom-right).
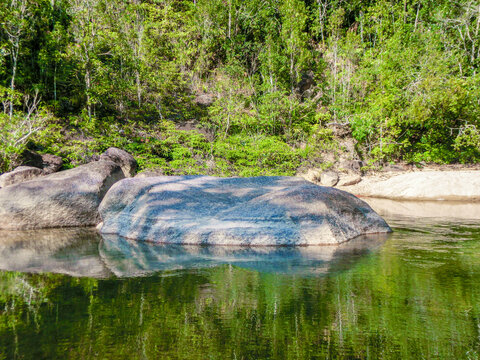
[{"x1": 0, "y1": 0, "x2": 479, "y2": 175}]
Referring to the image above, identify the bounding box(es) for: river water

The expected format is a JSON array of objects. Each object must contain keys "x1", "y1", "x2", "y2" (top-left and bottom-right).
[{"x1": 0, "y1": 200, "x2": 479, "y2": 359}]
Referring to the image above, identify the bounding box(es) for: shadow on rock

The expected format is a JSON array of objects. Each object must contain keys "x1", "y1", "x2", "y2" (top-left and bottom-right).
[
  {"x1": 99, "y1": 176, "x2": 391, "y2": 246},
  {"x1": 99, "y1": 233, "x2": 390, "y2": 278}
]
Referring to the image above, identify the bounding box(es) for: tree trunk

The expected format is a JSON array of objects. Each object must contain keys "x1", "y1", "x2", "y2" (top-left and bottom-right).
[
  {"x1": 136, "y1": 70, "x2": 142, "y2": 108},
  {"x1": 9, "y1": 49, "x2": 18, "y2": 120},
  {"x1": 414, "y1": 3, "x2": 420, "y2": 31},
  {"x1": 85, "y1": 68, "x2": 92, "y2": 121},
  {"x1": 54, "y1": 64, "x2": 57, "y2": 104},
  {"x1": 228, "y1": 0, "x2": 232, "y2": 39}
]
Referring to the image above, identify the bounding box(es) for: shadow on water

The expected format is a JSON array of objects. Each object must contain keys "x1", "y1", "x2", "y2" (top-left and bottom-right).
[{"x1": 0, "y1": 226, "x2": 389, "y2": 278}]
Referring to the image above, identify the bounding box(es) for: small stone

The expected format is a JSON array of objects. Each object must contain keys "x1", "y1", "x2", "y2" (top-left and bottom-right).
[
  {"x1": 382, "y1": 164, "x2": 407, "y2": 172},
  {"x1": 320, "y1": 171, "x2": 339, "y2": 187},
  {"x1": 99, "y1": 147, "x2": 137, "y2": 177},
  {"x1": 338, "y1": 174, "x2": 362, "y2": 187},
  {"x1": 195, "y1": 94, "x2": 215, "y2": 107},
  {"x1": 299, "y1": 168, "x2": 321, "y2": 183},
  {"x1": 339, "y1": 160, "x2": 363, "y2": 173},
  {"x1": 41, "y1": 154, "x2": 63, "y2": 174}
]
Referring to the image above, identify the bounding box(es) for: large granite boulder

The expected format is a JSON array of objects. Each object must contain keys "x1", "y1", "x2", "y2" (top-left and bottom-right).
[
  {"x1": 99, "y1": 147, "x2": 137, "y2": 177},
  {"x1": 0, "y1": 166, "x2": 44, "y2": 187},
  {"x1": 0, "y1": 160, "x2": 124, "y2": 230},
  {"x1": 99, "y1": 176, "x2": 391, "y2": 245}
]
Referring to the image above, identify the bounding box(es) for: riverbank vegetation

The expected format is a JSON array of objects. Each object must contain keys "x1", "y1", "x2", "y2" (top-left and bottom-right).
[{"x1": 1, "y1": 0, "x2": 479, "y2": 174}]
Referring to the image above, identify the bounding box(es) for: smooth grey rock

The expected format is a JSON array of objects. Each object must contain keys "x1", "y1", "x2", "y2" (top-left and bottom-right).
[
  {"x1": 0, "y1": 160, "x2": 124, "y2": 230},
  {"x1": 0, "y1": 228, "x2": 111, "y2": 278},
  {"x1": 0, "y1": 166, "x2": 44, "y2": 187},
  {"x1": 99, "y1": 176, "x2": 391, "y2": 246},
  {"x1": 99, "y1": 147, "x2": 137, "y2": 177},
  {"x1": 320, "y1": 171, "x2": 339, "y2": 187}
]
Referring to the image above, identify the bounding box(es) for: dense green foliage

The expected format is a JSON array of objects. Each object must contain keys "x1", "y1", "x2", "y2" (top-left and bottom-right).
[{"x1": 1, "y1": 0, "x2": 479, "y2": 173}]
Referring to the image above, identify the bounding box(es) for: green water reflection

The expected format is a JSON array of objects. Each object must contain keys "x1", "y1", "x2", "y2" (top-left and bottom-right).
[{"x1": 0, "y1": 219, "x2": 479, "y2": 359}]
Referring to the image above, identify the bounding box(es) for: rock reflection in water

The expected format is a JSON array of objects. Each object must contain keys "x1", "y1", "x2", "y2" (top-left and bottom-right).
[
  {"x1": 0, "y1": 228, "x2": 111, "y2": 278},
  {"x1": 99, "y1": 233, "x2": 388, "y2": 277},
  {"x1": 0, "y1": 228, "x2": 388, "y2": 278},
  {"x1": 363, "y1": 197, "x2": 480, "y2": 221}
]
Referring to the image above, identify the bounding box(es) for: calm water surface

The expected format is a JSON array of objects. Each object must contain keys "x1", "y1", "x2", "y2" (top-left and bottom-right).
[{"x1": 0, "y1": 200, "x2": 479, "y2": 359}]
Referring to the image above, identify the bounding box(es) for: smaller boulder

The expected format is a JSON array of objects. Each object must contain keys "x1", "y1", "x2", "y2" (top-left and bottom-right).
[
  {"x1": 346, "y1": 170, "x2": 480, "y2": 201},
  {"x1": 320, "y1": 171, "x2": 339, "y2": 187},
  {"x1": 0, "y1": 166, "x2": 44, "y2": 188},
  {"x1": 42, "y1": 154, "x2": 63, "y2": 174},
  {"x1": 99, "y1": 147, "x2": 137, "y2": 177},
  {"x1": 0, "y1": 160, "x2": 125, "y2": 230},
  {"x1": 296, "y1": 71, "x2": 315, "y2": 96},
  {"x1": 338, "y1": 174, "x2": 362, "y2": 187},
  {"x1": 327, "y1": 123, "x2": 351, "y2": 138},
  {"x1": 299, "y1": 168, "x2": 322, "y2": 183},
  {"x1": 195, "y1": 94, "x2": 215, "y2": 107},
  {"x1": 19, "y1": 149, "x2": 63, "y2": 174}
]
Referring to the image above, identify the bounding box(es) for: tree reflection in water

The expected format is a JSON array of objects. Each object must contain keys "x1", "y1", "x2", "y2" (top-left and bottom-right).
[{"x1": 0, "y1": 221, "x2": 479, "y2": 359}]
